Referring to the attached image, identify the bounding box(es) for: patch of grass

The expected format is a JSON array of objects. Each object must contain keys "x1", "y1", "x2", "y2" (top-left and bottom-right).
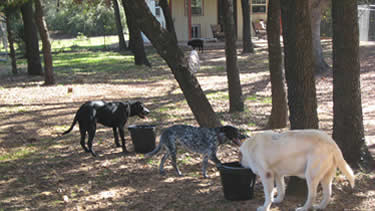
[
  {"x1": 246, "y1": 95, "x2": 272, "y2": 104},
  {"x1": 178, "y1": 155, "x2": 192, "y2": 165},
  {"x1": 50, "y1": 35, "x2": 119, "y2": 52},
  {"x1": 206, "y1": 91, "x2": 228, "y2": 100},
  {"x1": 0, "y1": 147, "x2": 36, "y2": 162}
]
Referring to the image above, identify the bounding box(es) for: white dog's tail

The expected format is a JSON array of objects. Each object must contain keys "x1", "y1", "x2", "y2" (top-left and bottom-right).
[{"x1": 333, "y1": 145, "x2": 355, "y2": 188}]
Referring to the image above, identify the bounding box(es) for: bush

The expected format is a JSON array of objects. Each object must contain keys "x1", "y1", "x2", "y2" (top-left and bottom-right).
[{"x1": 46, "y1": 0, "x2": 122, "y2": 37}]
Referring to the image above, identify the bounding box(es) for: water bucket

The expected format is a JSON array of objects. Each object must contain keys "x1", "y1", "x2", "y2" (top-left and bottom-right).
[
  {"x1": 128, "y1": 125, "x2": 156, "y2": 153},
  {"x1": 217, "y1": 162, "x2": 256, "y2": 201}
]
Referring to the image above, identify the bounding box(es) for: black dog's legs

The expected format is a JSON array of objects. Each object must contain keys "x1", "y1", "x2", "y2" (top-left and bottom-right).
[
  {"x1": 78, "y1": 121, "x2": 89, "y2": 153},
  {"x1": 112, "y1": 127, "x2": 121, "y2": 147},
  {"x1": 87, "y1": 124, "x2": 97, "y2": 157},
  {"x1": 118, "y1": 127, "x2": 128, "y2": 153},
  {"x1": 79, "y1": 127, "x2": 89, "y2": 153}
]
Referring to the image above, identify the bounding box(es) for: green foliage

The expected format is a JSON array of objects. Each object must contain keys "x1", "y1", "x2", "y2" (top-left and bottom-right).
[
  {"x1": 321, "y1": 4, "x2": 332, "y2": 38},
  {"x1": 45, "y1": 0, "x2": 122, "y2": 37}
]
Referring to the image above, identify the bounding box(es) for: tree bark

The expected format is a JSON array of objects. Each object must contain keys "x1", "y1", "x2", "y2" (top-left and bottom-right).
[
  {"x1": 281, "y1": 0, "x2": 319, "y2": 196},
  {"x1": 159, "y1": 0, "x2": 177, "y2": 44},
  {"x1": 223, "y1": 0, "x2": 244, "y2": 112},
  {"x1": 20, "y1": 0, "x2": 43, "y2": 76},
  {"x1": 281, "y1": 0, "x2": 318, "y2": 130},
  {"x1": 113, "y1": 0, "x2": 127, "y2": 51},
  {"x1": 124, "y1": 0, "x2": 221, "y2": 128},
  {"x1": 310, "y1": 0, "x2": 330, "y2": 74},
  {"x1": 5, "y1": 9, "x2": 17, "y2": 75},
  {"x1": 332, "y1": 0, "x2": 373, "y2": 168},
  {"x1": 122, "y1": 0, "x2": 151, "y2": 67},
  {"x1": 240, "y1": 0, "x2": 254, "y2": 53},
  {"x1": 34, "y1": 0, "x2": 55, "y2": 85},
  {"x1": 266, "y1": 0, "x2": 288, "y2": 129}
]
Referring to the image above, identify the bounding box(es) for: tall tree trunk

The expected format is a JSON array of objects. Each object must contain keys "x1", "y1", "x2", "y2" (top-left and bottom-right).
[
  {"x1": 281, "y1": 0, "x2": 318, "y2": 130},
  {"x1": 223, "y1": 0, "x2": 244, "y2": 112},
  {"x1": 332, "y1": 0, "x2": 373, "y2": 168},
  {"x1": 113, "y1": 0, "x2": 127, "y2": 51},
  {"x1": 266, "y1": 0, "x2": 288, "y2": 129},
  {"x1": 281, "y1": 0, "x2": 319, "y2": 196},
  {"x1": 34, "y1": 0, "x2": 55, "y2": 85},
  {"x1": 159, "y1": 0, "x2": 177, "y2": 44},
  {"x1": 20, "y1": 0, "x2": 43, "y2": 76},
  {"x1": 125, "y1": 0, "x2": 221, "y2": 128},
  {"x1": 310, "y1": 0, "x2": 330, "y2": 74},
  {"x1": 122, "y1": 0, "x2": 151, "y2": 67},
  {"x1": 241, "y1": 0, "x2": 254, "y2": 53},
  {"x1": 5, "y1": 10, "x2": 17, "y2": 75}
]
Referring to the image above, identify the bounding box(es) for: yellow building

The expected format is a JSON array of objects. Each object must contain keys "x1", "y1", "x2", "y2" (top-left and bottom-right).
[{"x1": 163, "y1": 0, "x2": 268, "y2": 41}]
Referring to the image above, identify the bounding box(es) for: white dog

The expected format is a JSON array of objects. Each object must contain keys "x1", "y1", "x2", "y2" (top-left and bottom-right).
[{"x1": 239, "y1": 130, "x2": 355, "y2": 211}]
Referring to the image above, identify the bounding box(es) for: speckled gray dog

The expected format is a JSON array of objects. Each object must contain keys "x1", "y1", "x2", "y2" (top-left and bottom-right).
[{"x1": 145, "y1": 125, "x2": 242, "y2": 178}]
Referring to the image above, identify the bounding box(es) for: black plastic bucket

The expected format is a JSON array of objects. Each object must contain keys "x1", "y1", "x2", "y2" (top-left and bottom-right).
[
  {"x1": 217, "y1": 162, "x2": 257, "y2": 201},
  {"x1": 128, "y1": 125, "x2": 156, "y2": 153}
]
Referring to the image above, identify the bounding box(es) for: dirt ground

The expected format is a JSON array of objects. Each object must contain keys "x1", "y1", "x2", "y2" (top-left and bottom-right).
[{"x1": 0, "y1": 41, "x2": 375, "y2": 210}]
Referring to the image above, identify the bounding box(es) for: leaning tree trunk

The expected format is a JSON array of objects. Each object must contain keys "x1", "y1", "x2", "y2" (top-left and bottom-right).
[
  {"x1": 223, "y1": 0, "x2": 244, "y2": 112},
  {"x1": 125, "y1": 0, "x2": 221, "y2": 128},
  {"x1": 113, "y1": 0, "x2": 127, "y2": 51},
  {"x1": 241, "y1": 0, "x2": 254, "y2": 53},
  {"x1": 34, "y1": 0, "x2": 55, "y2": 85},
  {"x1": 281, "y1": 0, "x2": 319, "y2": 196},
  {"x1": 122, "y1": 0, "x2": 151, "y2": 67},
  {"x1": 159, "y1": 0, "x2": 178, "y2": 44},
  {"x1": 266, "y1": 0, "x2": 288, "y2": 129},
  {"x1": 310, "y1": 0, "x2": 330, "y2": 74},
  {"x1": 332, "y1": 0, "x2": 373, "y2": 168},
  {"x1": 5, "y1": 10, "x2": 17, "y2": 75},
  {"x1": 20, "y1": 0, "x2": 43, "y2": 76}
]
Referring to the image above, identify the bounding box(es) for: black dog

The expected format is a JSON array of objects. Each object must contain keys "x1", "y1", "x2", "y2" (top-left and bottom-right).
[
  {"x1": 145, "y1": 125, "x2": 243, "y2": 178},
  {"x1": 62, "y1": 100, "x2": 149, "y2": 156},
  {"x1": 187, "y1": 39, "x2": 204, "y2": 52}
]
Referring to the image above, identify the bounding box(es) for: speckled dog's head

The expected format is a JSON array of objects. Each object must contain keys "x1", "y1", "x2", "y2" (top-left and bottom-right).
[{"x1": 218, "y1": 125, "x2": 243, "y2": 146}]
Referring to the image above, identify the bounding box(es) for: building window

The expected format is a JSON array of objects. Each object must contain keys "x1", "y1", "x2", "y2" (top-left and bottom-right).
[
  {"x1": 252, "y1": 0, "x2": 266, "y2": 14},
  {"x1": 191, "y1": 24, "x2": 201, "y2": 38},
  {"x1": 185, "y1": 0, "x2": 204, "y2": 16}
]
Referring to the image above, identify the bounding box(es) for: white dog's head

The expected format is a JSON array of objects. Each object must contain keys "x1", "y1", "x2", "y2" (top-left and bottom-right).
[{"x1": 239, "y1": 138, "x2": 252, "y2": 169}]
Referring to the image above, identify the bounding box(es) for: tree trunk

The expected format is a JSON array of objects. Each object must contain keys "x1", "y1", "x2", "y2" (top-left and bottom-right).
[
  {"x1": 281, "y1": 0, "x2": 318, "y2": 130},
  {"x1": 34, "y1": 0, "x2": 55, "y2": 85},
  {"x1": 223, "y1": 0, "x2": 244, "y2": 113},
  {"x1": 332, "y1": 0, "x2": 373, "y2": 168},
  {"x1": 266, "y1": 0, "x2": 288, "y2": 129},
  {"x1": 20, "y1": 0, "x2": 43, "y2": 76},
  {"x1": 124, "y1": 0, "x2": 221, "y2": 128},
  {"x1": 159, "y1": 0, "x2": 178, "y2": 44},
  {"x1": 5, "y1": 10, "x2": 17, "y2": 75},
  {"x1": 113, "y1": 0, "x2": 127, "y2": 51},
  {"x1": 281, "y1": 0, "x2": 319, "y2": 196},
  {"x1": 122, "y1": 0, "x2": 151, "y2": 67},
  {"x1": 310, "y1": 0, "x2": 330, "y2": 74},
  {"x1": 241, "y1": 0, "x2": 254, "y2": 54}
]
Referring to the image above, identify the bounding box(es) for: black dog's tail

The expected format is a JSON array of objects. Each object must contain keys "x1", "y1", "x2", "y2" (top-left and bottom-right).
[{"x1": 61, "y1": 114, "x2": 78, "y2": 136}]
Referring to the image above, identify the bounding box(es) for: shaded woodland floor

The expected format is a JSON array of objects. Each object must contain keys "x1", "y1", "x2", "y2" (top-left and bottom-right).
[{"x1": 0, "y1": 40, "x2": 374, "y2": 210}]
